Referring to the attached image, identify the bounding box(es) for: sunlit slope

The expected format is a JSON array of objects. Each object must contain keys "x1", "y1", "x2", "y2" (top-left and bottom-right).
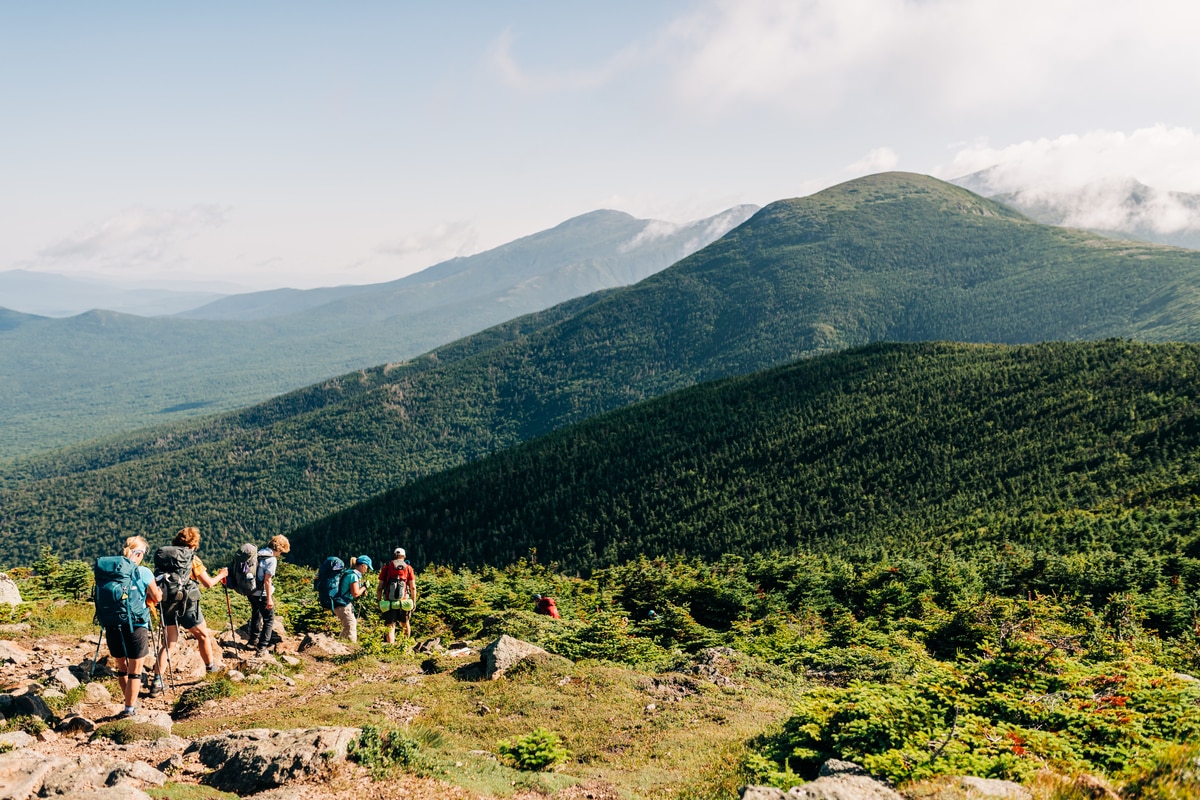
[
  {"x1": 294, "y1": 340, "x2": 1200, "y2": 573},
  {"x1": 7, "y1": 173, "x2": 1200, "y2": 561}
]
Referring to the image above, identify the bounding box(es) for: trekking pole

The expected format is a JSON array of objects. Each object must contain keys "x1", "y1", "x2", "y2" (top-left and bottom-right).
[
  {"x1": 223, "y1": 583, "x2": 238, "y2": 656},
  {"x1": 147, "y1": 609, "x2": 161, "y2": 693},
  {"x1": 161, "y1": 611, "x2": 175, "y2": 694},
  {"x1": 89, "y1": 627, "x2": 105, "y2": 678}
]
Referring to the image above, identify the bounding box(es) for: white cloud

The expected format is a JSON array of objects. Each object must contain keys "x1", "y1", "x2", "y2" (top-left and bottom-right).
[
  {"x1": 662, "y1": 0, "x2": 1200, "y2": 118},
  {"x1": 847, "y1": 147, "x2": 899, "y2": 175},
  {"x1": 620, "y1": 220, "x2": 680, "y2": 252},
  {"x1": 376, "y1": 220, "x2": 479, "y2": 263},
  {"x1": 939, "y1": 126, "x2": 1200, "y2": 194},
  {"x1": 486, "y1": 27, "x2": 645, "y2": 93},
  {"x1": 37, "y1": 206, "x2": 228, "y2": 269},
  {"x1": 939, "y1": 125, "x2": 1200, "y2": 234}
]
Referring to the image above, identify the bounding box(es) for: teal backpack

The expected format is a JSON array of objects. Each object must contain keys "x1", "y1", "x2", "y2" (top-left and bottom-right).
[{"x1": 94, "y1": 556, "x2": 150, "y2": 628}]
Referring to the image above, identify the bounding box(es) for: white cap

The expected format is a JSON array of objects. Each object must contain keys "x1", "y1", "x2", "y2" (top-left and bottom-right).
[{"x1": 394, "y1": 547, "x2": 406, "y2": 557}]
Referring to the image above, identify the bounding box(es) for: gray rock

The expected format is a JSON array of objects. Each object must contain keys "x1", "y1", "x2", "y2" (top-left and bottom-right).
[
  {"x1": 0, "y1": 640, "x2": 30, "y2": 665},
  {"x1": 48, "y1": 666, "x2": 81, "y2": 693},
  {"x1": 36, "y1": 753, "x2": 167, "y2": 798},
  {"x1": 480, "y1": 634, "x2": 551, "y2": 680},
  {"x1": 11, "y1": 693, "x2": 54, "y2": 722},
  {"x1": 820, "y1": 760, "x2": 870, "y2": 777},
  {"x1": 0, "y1": 749, "x2": 58, "y2": 799},
  {"x1": 0, "y1": 573, "x2": 21, "y2": 605},
  {"x1": 784, "y1": 775, "x2": 903, "y2": 800},
  {"x1": 0, "y1": 730, "x2": 36, "y2": 749},
  {"x1": 0, "y1": 623, "x2": 31, "y2": 634},
  {"x1": 58, "y1": 715, "x2": 98, "y2": 735},
  {"x1": 186, "y1": 726, "x2": 361, "y2": 793},
  {"x1": 742, "y1": 787, "x2": 788, "y2": 800},
  {"x1": 954, "y1": 776, "x2": 1033, "y2": 799},
  {"x1": 297, "y1": 632, "x2": 353, "y2": 657},
  {"x1": 82, "y1": 682, "x2": 112, "y2": 703}
]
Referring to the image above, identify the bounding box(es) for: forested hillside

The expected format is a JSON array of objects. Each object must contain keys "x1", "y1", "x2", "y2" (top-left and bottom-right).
[
  {"x1": 0, "y1": 206, "x2": 753, "y2": 458},
  {"x1": 8, "y1": 173, "x2": 1200, "y2": 563},
  {"x1": 293, "y1": 340, "x2": 1200, "y2": 572}
]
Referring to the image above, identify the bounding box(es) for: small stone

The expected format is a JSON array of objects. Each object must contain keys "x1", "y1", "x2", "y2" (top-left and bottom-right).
[
  {"x1": 83, "y1": 682, "x2": 112, "y2": 703},
  {"x1": 36, "y1": 728, "x2": 59, "y2": 742},
  {"x1": 58, "y1": 715, "x2": 98, "y2": 735},
  {"x1": 280, "y1": 654, "x2": 301, "y2": 667}
]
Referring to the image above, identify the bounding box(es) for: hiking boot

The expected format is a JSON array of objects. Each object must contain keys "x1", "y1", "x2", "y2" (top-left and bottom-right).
[
  {"x1": 255, "y1": 648, "x2": 269, "y2": 659},
  {"x1": 148, "y1": 677, "x2": 165, "y2": 697}
]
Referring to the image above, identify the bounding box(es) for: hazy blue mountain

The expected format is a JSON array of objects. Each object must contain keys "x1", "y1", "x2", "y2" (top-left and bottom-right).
[
  {"x1": 952, "y1": 169, "x2": 1200, "y2": 250},
  {"x1": 0, "y1": 269, "x2": 232, "y2": 317},
  {"x1": 0, "y1": 205, "x2": 757, "y2": 459}
]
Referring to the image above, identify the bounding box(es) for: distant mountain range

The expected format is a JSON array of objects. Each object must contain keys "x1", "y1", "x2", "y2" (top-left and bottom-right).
[
  {"x1": 952, "y1": 168, "x2": 1200, "y2": 250},
  {"x1": 7, "y1": 172, "x2": 1200, "y2": 562},
  {"x1": 0, "y1": 206, "x2": 756, "y2": 459},
  {"x1": 0, "y1": 270, "x2": 234, "y2": 317}
]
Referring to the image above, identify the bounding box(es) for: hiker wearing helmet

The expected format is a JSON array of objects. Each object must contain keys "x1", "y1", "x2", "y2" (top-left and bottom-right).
[
  {"x1": 94, "y1": 536, "x2": 162, "y2": 718},
  {"x1": 149, "y1": 526, "x2": 228, "y2": 696},
  {"x1": 377, "y1": 547, "x2": 417, "y2": 643},
  {"x1": 335, "y1": 555, "x2": 372, "y2": 643},
  {"x1": 247, "y1": 534, "x2": 290, "y2": 659}
]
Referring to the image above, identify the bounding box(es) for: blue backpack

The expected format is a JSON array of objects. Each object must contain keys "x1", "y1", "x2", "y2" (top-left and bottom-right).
[
  {"x1": 94, "y1": 556, "x2": 150, "y2": 629},
  {"x1": 314, "y1": 556, "x2": 344, "y2": 609}
]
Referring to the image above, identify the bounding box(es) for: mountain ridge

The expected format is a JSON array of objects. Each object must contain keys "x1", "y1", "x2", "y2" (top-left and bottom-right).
[{"x1": 7, "y1": 172, "x2": 1200, "y2": 561}]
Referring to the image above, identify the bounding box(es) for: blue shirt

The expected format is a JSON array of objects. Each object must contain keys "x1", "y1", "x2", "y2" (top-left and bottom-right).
[{"x1": 130, "y1": 566, "x2": 154, "y2": 627}]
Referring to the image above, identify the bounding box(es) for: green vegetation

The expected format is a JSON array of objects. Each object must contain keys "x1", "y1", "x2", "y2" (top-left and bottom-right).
[
  {"x1": 9, "y1": 176, "x2": 1200, "y2": 563},
  {"x1": 349, "y1": 724, "x2": 432, "y2": 779},
  {"x1": 172, "y1": 674, "x2": 237, "y2": 718},
  {"x1": 498, "y1": 727, "x2": 571, "y2": 771},
  {"x1": 91, "y1": 719, "x2": 172, "y2": 744},
  {"x1": 1, "y1": 207, "x2": 745, "y2": 459}
]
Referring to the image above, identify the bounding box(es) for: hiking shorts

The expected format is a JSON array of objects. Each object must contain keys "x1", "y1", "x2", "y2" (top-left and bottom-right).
[
  {"x1": 105, "y1": 625, "x2": 150, "y2": 660},
  {"x1": 383, "y1": 606, "x2": 412, "y2": 625},
  {"x1": 162, "y1": 602, "x2": 204, "y2": 631}
]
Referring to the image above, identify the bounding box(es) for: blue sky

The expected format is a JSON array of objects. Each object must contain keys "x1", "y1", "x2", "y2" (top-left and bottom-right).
[{"x1": 4, "y1": 1, "x2": 1200, "y2": 289}]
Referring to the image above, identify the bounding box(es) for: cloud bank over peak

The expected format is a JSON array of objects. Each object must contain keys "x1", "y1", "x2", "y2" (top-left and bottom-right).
[{"x1": 944, "y1": 126, "x2": 1200, "y2": 240}]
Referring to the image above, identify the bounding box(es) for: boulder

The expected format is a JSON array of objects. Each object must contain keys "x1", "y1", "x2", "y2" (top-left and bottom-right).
[
  {"x1": 82, "y1": 683, "x2": 112, "y2": 704},
  {"x1": 480, "y1": 635, "x2": 550, "y2": 680},
  {"x1": 11, "y1": 693, "x2": 54, "y2": 722},
  {"x1": 954, "y1": 776, "x2": 1032, "y2": 799},
  {"x1": 297, "y1": 632, "x2": 352, "y2": 657},
  {"x1": 58, "y1": 715, "x2": 99, "y2": 735},
  {"x1": 186, "y1": 727, "x2": 360, "y2": 794},
  {"x1": 0, "y1": 749, "x2": 166, "y2": 799},
  {"x1": 0, "y1": 639, "x2": 30, "y2": 665},
  {"x1": 48, "y1": 666, "x2": 81, "y2": 693},
  {"x1": 0, "y1": 573, "x2": 21, "y2": 605},
  {"x1": 0, "y1": 730, "x2": 36, "y2": 750},
  {"x1": 23, "y1": 752, "x2": 166, "y2": 799},
  {"x1": 739, "y1": 761, "x2": 905, "y2": 800}
]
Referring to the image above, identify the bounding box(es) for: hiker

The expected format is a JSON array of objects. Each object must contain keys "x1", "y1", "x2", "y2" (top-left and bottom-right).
[
  {"x1": 534, "y1": 593, "x2": 560, "y2": 619},
  {"x1": 376, "y1": 547, "x2": 417, "y2": 643},
  {"x1": 149, "y1": 527, "x2": 228, "y2": 696},
  {"x1": 334, "y1": 555, "x2": 372, "y2": 642},
  {"x1": 247, "y1": 534, "x2": 290, "y2": 658},
  {"x1": 94, "y1": 536, "x2": 162, "y2": 717}
]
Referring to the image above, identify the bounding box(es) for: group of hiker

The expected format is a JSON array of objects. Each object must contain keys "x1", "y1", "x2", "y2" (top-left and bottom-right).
[
  {"x1": 91, "y1": 529, "x2": 566, "y2": 717},
  {"x1": 93, "y1": 528, "x2": 402, "y2": 716}
]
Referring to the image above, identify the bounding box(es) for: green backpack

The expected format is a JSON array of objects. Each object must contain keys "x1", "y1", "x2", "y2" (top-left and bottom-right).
[{"x1": 94, "y1": 556, "x2": 150, "y2": 628}]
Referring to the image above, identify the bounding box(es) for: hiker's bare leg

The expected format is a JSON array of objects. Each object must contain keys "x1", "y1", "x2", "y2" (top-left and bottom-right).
[
  {"x1": 385, "y1": 622, "x2": 396, "y2": 644},
  {"x1": 191, "y1": 625, "x2": 215, "y2": 666},
  {"x1": 154, "y1": 626, "x2": 179, "y2": 677}
]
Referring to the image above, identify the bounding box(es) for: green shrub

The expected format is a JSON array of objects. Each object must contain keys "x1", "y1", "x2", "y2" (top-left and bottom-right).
[
  {"x1": 498, "y1": 727, "x2": 571, "y2": 772},
  {"x1": 173, "y1": 675, "x2": 235, "y2": 717},
  {"x1": 91, "y1": 719, "x2": 170, "y2": 744},
  {"x1": 348, "y1": 724, "x2": 430, "y2": 779}
]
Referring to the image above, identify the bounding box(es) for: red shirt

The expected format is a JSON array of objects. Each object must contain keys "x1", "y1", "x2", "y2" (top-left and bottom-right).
[{"x1": 379, "y1": 560, "x2": 415, "y2": 595}]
